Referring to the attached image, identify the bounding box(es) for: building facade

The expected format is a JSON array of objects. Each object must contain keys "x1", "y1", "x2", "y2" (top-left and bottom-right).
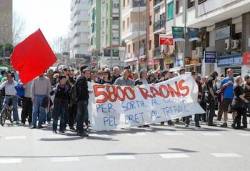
[
  {"x1": 98, "y1": 0, "x2": 121, "y2": 68},
  {"x1": 121, "y1": 0, "x2": 147, "y2": 71},
  {"x1": 88, "y1": 0, "x2": 101, "y2": 57},
  {"x1": 70, "y1": 0, "x2": 90, "y2": 67},
  {"x1": 0, "y1": 0, "x2": 12, "y2": 44},
  {"x1": 164, "y1": 0, "x2": 250, "y2": 76}
]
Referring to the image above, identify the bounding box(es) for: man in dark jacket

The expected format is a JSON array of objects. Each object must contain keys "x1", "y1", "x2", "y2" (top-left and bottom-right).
[
  {"x1": 207, "y1": 71, "x2": 218, "y2": 126},
  {"x1": 75, "y1": 66, "x2": 91, "y2": 136}
]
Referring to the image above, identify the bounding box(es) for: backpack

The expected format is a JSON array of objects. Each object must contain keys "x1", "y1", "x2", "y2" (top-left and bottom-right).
[{"x1": 70, "y1": 83, "x2": 77, "y2": 106}]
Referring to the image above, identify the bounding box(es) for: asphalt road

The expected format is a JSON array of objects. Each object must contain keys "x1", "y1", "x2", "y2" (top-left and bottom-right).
[{"x1": 0, "y1": 118, "x2": 250, "y2": 171}]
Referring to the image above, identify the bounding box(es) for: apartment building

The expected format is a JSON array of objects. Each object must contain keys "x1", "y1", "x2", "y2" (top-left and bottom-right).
[
  {"x1": 99, "y1": 0, "x2": 121, "y2": 68},
  {"x1": 121, "y1": 0, "x2": 147, "y2": 71},
  {"x1": 70, "y1": 0, "x2": 90, "y2": 66},
  {"x1": 87, "y1": 0, "x2": 101, "y2": 56},
  {"x1": 152, "y1": 0, "x2": 167, "y2": 70},
  {"x1": 165, "y1": 0, "x2": 250, "y2": 76},
  {"x1": 0, "y1": 0, "x2": 12, "y2": 44}
]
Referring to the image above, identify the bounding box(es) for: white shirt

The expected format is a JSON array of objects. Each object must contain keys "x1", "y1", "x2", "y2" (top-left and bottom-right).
[{"x1": 0, "y1": 80, "x2": 17, "y2": 96}]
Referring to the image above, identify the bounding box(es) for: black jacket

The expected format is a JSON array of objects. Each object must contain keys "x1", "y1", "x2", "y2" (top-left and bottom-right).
[
  {"x1": 54, "y1": 84, "x2": 71, "y2": 102},
  {"x1": 75, "y1": 76, "x2": 89, "y2": 102}
]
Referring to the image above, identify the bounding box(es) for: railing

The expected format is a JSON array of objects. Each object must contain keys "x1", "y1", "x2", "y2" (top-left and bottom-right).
[
  {"x1": 133, "y1": 0, "x2": 146, "y2": 7},
  {"x1": 154, "y1": 0, "x2": 164, "y2": 6},
  {"x1": 122, "y1": 0, "x2": 146, "y2": 12},
  {"x1": 128, "y1": 24, "x2": 146, "y2": 32},
  {"x1": 154, "y1": 19, "x2": 166, "y2": 32}
]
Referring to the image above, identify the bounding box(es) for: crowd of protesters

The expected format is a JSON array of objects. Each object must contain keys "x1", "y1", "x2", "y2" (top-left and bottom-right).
[{"x1": 0, "y1": 65, "x2": 249, "y2": 137}]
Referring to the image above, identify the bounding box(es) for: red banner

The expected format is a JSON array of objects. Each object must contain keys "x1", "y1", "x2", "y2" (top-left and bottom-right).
[{"x1": 159, "y1": 35, "x2": 173, "y2": 45}]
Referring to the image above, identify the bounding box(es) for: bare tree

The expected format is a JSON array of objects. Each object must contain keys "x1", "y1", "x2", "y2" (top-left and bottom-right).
[
  {"x1": 12, "y1": 12, "x2": 26, "y2": 45},
  {"x1": 52, "y1": 36, "x2": 70, "y2": 53}
]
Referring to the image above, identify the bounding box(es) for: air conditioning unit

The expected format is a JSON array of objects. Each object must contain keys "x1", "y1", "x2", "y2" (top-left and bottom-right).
[
  {"x1": 225, "y1": 39, "x2": 230, "y2": 50},
  {"x1": 231, "y1": 39, "x2": 240, "y2": 49}
]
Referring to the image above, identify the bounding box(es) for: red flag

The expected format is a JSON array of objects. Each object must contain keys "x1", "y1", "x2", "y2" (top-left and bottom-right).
[{"x1": 11, "y1": 29, "x2": 57, "y2": 84}]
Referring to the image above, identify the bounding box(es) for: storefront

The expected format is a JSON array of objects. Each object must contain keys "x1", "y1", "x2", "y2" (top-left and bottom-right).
[
  {"x1": 241, "y1": 51, "x2": 250, "y2": 76},
  {"x1": 217, "y1": 53, "x2": 242, "y2": 76},
  {"x1": 184, "y1": 57, "x2": 202, "y2": 73}
]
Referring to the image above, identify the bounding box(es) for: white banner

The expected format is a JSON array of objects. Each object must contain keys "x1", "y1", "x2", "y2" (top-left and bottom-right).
[{"x1": 88, "y1": 74, "x2": 204, "y2": 131}]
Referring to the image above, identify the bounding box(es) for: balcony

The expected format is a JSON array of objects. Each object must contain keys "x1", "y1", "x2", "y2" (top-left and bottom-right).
[
  {"x1": 153, "y1": 47, "x2": 162, "y2": 59},
  {"x1": 124, "y1": 53, "x2": 138, "y2": 63},
  {"x1": 121, "y1": 24, "x2": 146, "y2": 42},
  {"x1": 154, "y1": 0, "x2": 164, "y2": 7},
  {"x1": 154, "y1": 19, "x2": 166, "y2": 33},
  {"x1": 187, "y1": 0, "x2": 250, "y2": 28},
  {"x1": 121, "y1": 0, "x2": 146, "y2": 16}
]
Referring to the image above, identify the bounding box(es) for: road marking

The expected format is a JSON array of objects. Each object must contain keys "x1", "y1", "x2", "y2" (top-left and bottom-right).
[
  {"x1": 0, "y1": 158, "x2": 22, "y2": 164},
  {"x1": 160, "y1": 153, "x2": 190, "y2": 159},
  {"x1": 126, "y1": 132, "x2": 147, "y2": 136},
  {"x1": 5, "y1": 136, "x2": 26, "y2": 140},
  {"x1": 162, "y1": 132, "x2": 184, "y2": 136},
  {"x1": 50, "y1": 157, "x2": 80, "y2": 162},
  {"x1": 201, "y1": 132, "x2": 221, "y2": 136},
  {"x1": 211, "y1": 153, "x2": 242, "y2": 158},
  {"x1": 90, "y1": 134, "x2": 111, "y2": 138},
  {"x1": 238, "y1": 133, "x2": 250, "y2": 136},
  {"x1": 106, "y1": 155, "x2": 135, "y2": 160}
]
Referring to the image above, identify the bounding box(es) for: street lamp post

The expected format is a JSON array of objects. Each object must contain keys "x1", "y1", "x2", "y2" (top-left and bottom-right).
[{"x1": 183, "y1": 0, "x2": 187, "y2": 68}]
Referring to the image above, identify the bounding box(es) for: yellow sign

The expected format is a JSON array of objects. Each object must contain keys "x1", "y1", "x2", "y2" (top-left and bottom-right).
[{"x1": 164, "y1": 55, "x2": 173, "y2": 64}]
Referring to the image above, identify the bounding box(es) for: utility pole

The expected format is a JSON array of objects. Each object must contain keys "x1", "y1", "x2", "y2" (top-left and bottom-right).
[
  {"x1": 138, "y1": 0, "x2": 141, "y2": 72},
  {"x1": 110, "y1": 0, "x2": 113, "y2": 69},
  {"x1": 183, "y1": 0, "x2": 188, "y2": 68}
]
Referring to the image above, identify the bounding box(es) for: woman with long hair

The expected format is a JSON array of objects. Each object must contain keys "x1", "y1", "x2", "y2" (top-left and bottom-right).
[{"x1": 231, "y1": 76, "x2": 248, "y2": 129}]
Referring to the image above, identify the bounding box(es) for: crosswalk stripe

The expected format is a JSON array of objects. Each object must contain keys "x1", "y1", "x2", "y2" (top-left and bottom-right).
[
  {"x1": 201, "y1": 132, "x2": 221, "y2": 136},
  {"x1": 160, "y1": 153, "x2": 190, "y2": 159},
  {"x1": 125, "y1": 132, "x2": 147, "y2": 136},
  {"x1": 5, "y1": 136, "x2": 26, "y2": 140},
  {"x1": 162, "y1": 132, "x2": 184, "y2": 136},
  {"x1": 0, "y1": 158, "x2": 22, "y2": 164},
  {"x1": 90, "y1": 134, "x2": 111, "y2": 138},
  {"x1": 238, "y1": 133, "x2": 250, "y2": 136},
  {"x1": 50, "y1": 157, "x2": 80, "y2": 162},
  {"x1": 106, "y1": 155, "x2": 135, "y2": 160},
  {"x1": 211, "y1": 153, "x2": 242, "y2": 158}
]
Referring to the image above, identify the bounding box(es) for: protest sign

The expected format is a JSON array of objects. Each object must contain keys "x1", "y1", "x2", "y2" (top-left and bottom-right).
[{"x1": 88, "y1": 74, "x2": 204, "y2": 131}]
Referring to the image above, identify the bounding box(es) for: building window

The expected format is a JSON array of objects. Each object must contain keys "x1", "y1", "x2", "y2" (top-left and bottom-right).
[
  {"x1": 176, "y1": 0, "x2": 179, "y2": 14},
  {"x1": 149, "y1": 15, "x2": 152, "y2": 25},
  {"x1": 149, "y1": 40, "x2": 152, "y2": 50},
  {"x1": 167, "y1": 2, "x2": 174, "y2": 21},
  {"x1": 188, "y1": 0, "x2": 195, "y2": 8},
  {"x1": 128, "y1": 44, "x2": 130, "y2": 53},
  {"x1": 127, "y1": 17, "x2": 130, "y2": 29},
  {"x1": 123, "y1": 21, "x2": 125, "y2": 31}
]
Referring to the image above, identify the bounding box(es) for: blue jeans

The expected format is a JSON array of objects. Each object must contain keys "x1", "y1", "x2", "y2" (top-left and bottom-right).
[
  {"x1": 2, "y1": 96, "x2": 19, "y2": 121},
  {"x1": 53, "y1": 99, "x2": 68, "y2": 131},
  {"x1": 76, "y1": 100, "x2": 88, "y2": 134},
  {"x1": 32, "y1": 95, "x2": 46, "y2": 127}
]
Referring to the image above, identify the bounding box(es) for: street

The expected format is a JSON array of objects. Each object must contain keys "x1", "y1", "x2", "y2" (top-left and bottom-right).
[{"x1": 0, "y1": 118, "x2": 250, "y2": 171}]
